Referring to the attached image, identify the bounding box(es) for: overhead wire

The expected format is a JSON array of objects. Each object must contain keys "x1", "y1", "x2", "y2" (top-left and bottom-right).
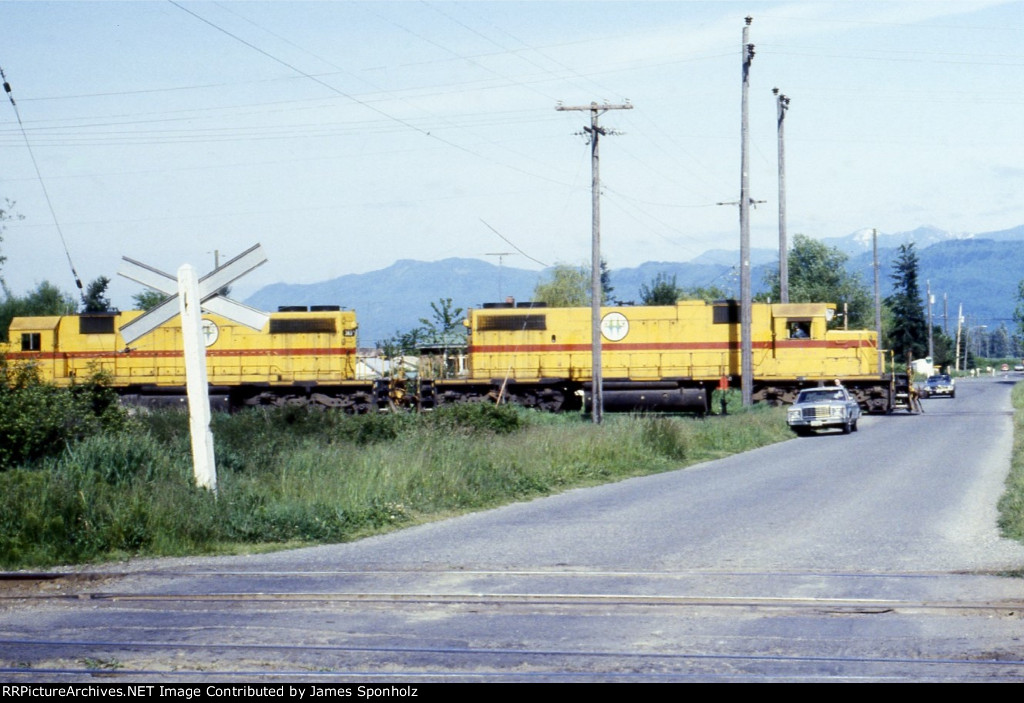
[
  {"x1": 0, "y1": 65, "x2": 84, "y2": 297},
  {"x1": 167, "y1": 0, "x2": 575, "y2": 190}
]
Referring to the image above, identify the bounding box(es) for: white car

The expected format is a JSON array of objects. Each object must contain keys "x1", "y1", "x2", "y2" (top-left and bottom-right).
[{"x1": 787, "y1": 386, "x2": 862, "y2": 436}]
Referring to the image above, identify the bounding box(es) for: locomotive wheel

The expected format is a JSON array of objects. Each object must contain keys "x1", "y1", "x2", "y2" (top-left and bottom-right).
[
  {"x1": 351, "y1": 392, "x2": 374, "y2": 414},
  {"x1": 534, "y1": 388, "x2": 565, "y2": 412}
]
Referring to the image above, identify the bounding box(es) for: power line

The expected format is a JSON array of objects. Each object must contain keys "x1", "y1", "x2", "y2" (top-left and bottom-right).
[
  {"x1": 0, "y1": 64, "x2": 84, "y2": 297},
  {"x1": 479, "y1": 219, "x2": 548, "y2": 268}
]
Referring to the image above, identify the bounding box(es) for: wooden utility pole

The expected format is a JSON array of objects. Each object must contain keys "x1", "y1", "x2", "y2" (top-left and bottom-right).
[
  {"x1": 773, "y1": 87, "x2": 790, "y2": 303},
  {"x1": 556, "y1": 100, "x2": 632, "y2": 424},
  {"x1": 927, "y1": 279, "x2": 934, "y2": 362},
  {"x1": 739, "y1": 17, "x2": 755, "y2": 406},
  {"x1": 873, "y1": 228, "x2": 883, "y2": 374}
]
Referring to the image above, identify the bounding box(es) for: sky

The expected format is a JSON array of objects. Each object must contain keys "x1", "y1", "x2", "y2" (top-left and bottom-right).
[{"x1": 1, "y1": 0, "x2": 1022, "y2": 308}]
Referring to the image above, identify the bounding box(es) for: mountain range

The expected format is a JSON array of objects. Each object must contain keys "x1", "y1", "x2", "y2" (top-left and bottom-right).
[{"x1": 245, "y1": 225, "x2": 1024, "y2": 346}]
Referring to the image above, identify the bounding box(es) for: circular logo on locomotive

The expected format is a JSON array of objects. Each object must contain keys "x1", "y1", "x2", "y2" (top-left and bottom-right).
[
  {"x1": 201, "y1": 319, "x2": 220, "y2": 347},
  {"x1": 601, "y1": 311, "x2": 629, "y2": 341}
]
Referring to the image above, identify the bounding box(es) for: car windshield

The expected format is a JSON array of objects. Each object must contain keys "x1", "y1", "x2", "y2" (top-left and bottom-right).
[
  {"x1": 927, "y1": 375, "x2": 950, "y2": 384},
  {"x1": 797, "y1": 389, "x2": 845, "y2": 403}
]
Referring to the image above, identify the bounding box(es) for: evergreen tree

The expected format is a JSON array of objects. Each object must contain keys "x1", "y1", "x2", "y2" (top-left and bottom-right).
[
  {"x1": 599, "y1": 258, "x2": 613, "y2": 304},
  {"x1": 82, "y1": 276, "x2": 112, "y2": 313},
  {"x1": 885, "y1": 243, "x2": 928, "y2": 360},
  {"x1": 639, "y1": 272, "x2": 683, "y2": 305}
]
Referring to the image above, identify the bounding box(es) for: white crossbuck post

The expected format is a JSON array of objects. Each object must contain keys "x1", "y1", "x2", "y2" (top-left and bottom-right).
[
  {"x1": 117, "y1": 244, "x2": 270, "y2": 494},
  {"x1": 177, "y1": 265, "x2": 217, "y2": 492}
]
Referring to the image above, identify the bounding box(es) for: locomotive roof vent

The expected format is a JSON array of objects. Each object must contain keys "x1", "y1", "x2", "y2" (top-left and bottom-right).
[
  {"x1": 310, "y1": 305, "x2": 342, "y2": 312},
  {"x1": 278, "y1": 305, "x2": 308, "y2": 312}
]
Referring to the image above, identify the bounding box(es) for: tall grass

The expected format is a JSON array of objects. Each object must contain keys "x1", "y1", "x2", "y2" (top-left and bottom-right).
[
  {"x1": 0, "y1": 402, "x2": 792, "y2": 568},
  {"x1": 998, "y1": 383, "x2": 1024, "y2": 542}
]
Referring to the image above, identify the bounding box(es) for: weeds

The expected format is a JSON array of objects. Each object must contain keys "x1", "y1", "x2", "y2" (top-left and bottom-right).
[
  {"x1": 998, "y1": 383, "x2": 1024, "y2": 542},
  {"x1": 0, "y1": 398, "x2": 792, "y2": 568}
]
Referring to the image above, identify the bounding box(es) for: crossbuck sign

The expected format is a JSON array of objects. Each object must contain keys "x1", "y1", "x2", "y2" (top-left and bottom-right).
[{"x1": 118, "y1": 244, "x2": 270, "y2": 494}]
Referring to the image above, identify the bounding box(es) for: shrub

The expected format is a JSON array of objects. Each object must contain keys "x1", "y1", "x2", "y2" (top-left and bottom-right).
[{"x1": 0, "y1": 363, "x2": 128, "y2": 470}]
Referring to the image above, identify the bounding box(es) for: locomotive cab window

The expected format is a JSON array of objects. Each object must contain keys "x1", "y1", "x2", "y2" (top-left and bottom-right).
[
  {"x1": 21, "y1": 333, "x2": 41, "y2": 351},
  {"x1": 788, "y1": 320, "x2": 812, "y2": 339}
]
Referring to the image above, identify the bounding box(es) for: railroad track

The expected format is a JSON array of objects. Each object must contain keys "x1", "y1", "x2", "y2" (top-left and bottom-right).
[{"x1": 2, "y1": 568, "x2": 1023, "y2": 681}]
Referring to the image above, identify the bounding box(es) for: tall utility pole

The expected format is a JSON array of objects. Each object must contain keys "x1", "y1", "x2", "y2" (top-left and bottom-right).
[
  {"x1": 943, "y1": 292, "x2": 949, "y2": 337},
  {"x1": 556, "y1": 100, "x2": 632, "y2": 424},
  {"x1": 773, "y1": 87, "x2": 790, "y2": 303},
  {"x1": 873, "y1": 228, "x2": 883, "y2": 374},
  {"x1": 739, "y1": 17, "x2": 755, "y2": 406},
  {"x1": 927, "y1": 279, "x2": 934, "y2": 361}
]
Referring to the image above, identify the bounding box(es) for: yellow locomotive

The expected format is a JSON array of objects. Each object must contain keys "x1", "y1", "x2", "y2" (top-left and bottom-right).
[
  {"x1": 429, "y1": 299, "x2": 892, "y2": 414},
  {"x1": 1, "y1": 306, "x2": 378, "y2": 411}
]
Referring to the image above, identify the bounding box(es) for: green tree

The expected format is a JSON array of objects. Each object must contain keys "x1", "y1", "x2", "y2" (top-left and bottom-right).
[
  {"x1": 599, "y1": 258, "x2": 614, "y2": 303},
  {"x1": 377, "y1": 327, "x2": 425, "y2": 359},
  {"x1": 930, "y1": 325, "x2": 956, "y2": 369},
  {"x1": 532, "y1": 260, "x2": 615, "y2": 307},
  {"x1": 681, "y1": 284, "x2": 730, "y2": 303},
  {"x1": 22, "y1": 281, "x2": 77, "y2": 316},
  {"x1": 533, "y1": 264, "x2": 589, "y2": 307},
  {"x1": 763, "y1": 234, "x2": 873, "y2": 328},
  {"x1": 885, "y1": 243, "x2": 928, "y2": 360},
  {"x1": 419, "y1": 297, "x2": 466, "y2": 349},
  {"x1": 0, "y1": 281, "x2": 77, "y2": 342},
  {"x1": 132, "y1": 289, "x2": 166, "y2": 311},
  {"x1": 1014, "y1": 280, "x2": 1024, "y2": 342},
  {"x1": 82, "y1": 276, "x2": 112, "y2": 313},
  {"x1": 639, "y1": 272, "x2": 683, "y2": 305},
  {"x1": 378, "y1": 299, "x2": 466, "y2": 376}
]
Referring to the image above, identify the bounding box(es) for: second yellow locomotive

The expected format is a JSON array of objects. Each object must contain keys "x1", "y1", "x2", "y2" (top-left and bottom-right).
[{"x1": 429, "y1": 299, "x2": 892, "y2": 413}]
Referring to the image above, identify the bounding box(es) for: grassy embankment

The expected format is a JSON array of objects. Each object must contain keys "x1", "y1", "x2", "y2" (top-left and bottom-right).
[
  {"x1": 998, "y1": 382, "x2": 1024, "y2": 544},
  {"x1": 0, "y1": 383, "x2": 792, "y2": 569}
]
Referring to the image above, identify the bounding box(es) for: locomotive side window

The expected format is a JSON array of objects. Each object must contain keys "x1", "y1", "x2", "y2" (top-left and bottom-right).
[{"x1": 21, "y1": 333, "x2": 41, "y2": 351}]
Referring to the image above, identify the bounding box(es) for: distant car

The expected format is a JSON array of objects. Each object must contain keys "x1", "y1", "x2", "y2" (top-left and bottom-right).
[
  {"x1": 1015, "y1": 365, "x2": 1024, "y2": 372},
  {"x1": 921, "y1": 374, "x2": 955, "y2": 398},
  {"x1": 1002, "y1": 364, "x2": 1010, "y2": 372},
  {"x1": 787, "y1": 386, "x2": 862, "y2": 436}
]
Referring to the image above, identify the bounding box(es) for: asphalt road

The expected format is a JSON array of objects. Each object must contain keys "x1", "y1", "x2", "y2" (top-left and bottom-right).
[{"x1": 3, "y1": 376, "x2": 1024, "y2": 681}]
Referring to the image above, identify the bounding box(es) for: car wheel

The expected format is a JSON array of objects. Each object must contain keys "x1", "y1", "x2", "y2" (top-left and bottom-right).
[
  {"x1": 842, "y1": 420, "x2": 852, "y2": 435},
  {"x1": 852, "y1": 419, "x2": 858, "y2": 432}
]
